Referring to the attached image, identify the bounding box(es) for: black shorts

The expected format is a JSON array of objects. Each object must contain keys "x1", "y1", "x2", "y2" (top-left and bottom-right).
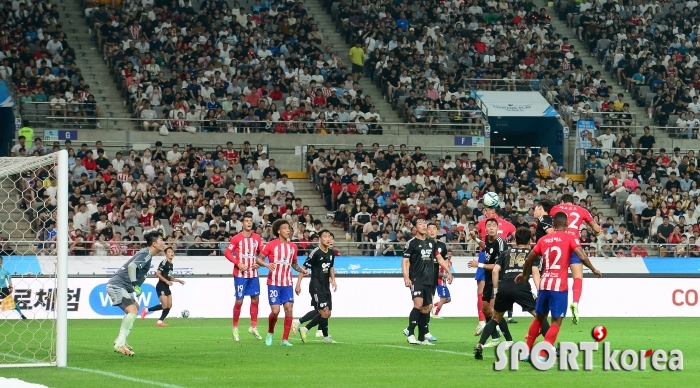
[
  {"x1": 312, "y1": 292, "x2": 332, "y2": 311},
  {"x1": 493, "y1": 286, "x2": 536, "y2": 313},
  {"x1": 0, "y1": 287, "x2": 9, "y2": 300},
  {"x1": 482, "y1": 284, "x2": 494, "y2": 302},
  {"x1": 411, "y1": 283, "x2": 433, "y2": 306},
  {"x1": 156, "y1": 282, "x2": 171, "y2": 296},
  {"x1": 352, "y1": 63, "x2": 363, "y2": 74}
]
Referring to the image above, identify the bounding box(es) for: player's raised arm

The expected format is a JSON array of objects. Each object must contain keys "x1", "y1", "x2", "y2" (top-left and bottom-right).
[{"x1": 573, "y1": 246, "x2": 602, "y2": 278}]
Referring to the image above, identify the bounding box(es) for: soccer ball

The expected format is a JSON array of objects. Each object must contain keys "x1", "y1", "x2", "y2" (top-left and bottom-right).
[
  {"x1": 181, "y1": 310, "x2": 190, "y2": 318},
  {"x1": 483, "y1": 192, "x2": 500, "y2": 208}
]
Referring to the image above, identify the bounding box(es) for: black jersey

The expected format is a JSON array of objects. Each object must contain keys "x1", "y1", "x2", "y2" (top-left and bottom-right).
[
  {"x1": 404, "y1": 237, "x2": 436, "y2": 285},
  {"x1": 431, "y1": 239, "x2": 448, "y2": 285},
  {"x1": 535, "y1": 215, "x2": 553, "y2": 242},
  {"x1": 483, "y1": 236, "x2": 507, "y2": 286},
  {"x1": 157, "y1": 259, "x2": 173, "y2": 283},
  {"x1": 303, "y1": 247, "x2": 334, "y2": 294},
  {"x1": 496, "y1": 247, "x2": 540, "y2": 289}
]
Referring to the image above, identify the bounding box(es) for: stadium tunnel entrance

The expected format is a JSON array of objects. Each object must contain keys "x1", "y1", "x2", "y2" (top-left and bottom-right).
[{"x1": 488, "y1": 116, "x2": 564, "y2": 166}]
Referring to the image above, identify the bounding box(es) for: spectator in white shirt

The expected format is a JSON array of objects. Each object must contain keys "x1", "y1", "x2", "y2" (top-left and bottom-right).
[
  {"x1": 111, "y1": 152, "x2": 125, "y2": 172},
  {"x1": 140, "y1": 101, "x2": 159, "y2": 131},
  {"x1": 596, "y1": 127, "x2": 617, "y2": 151},
  {"x1": 573, "y1": 183, "x2": 589, "y2": 201},
  {"x1": 275, "y1": 174, "x2": 295, "y2": 194},
  {"x1": 46, "y1": 36, "x2": 63, "y2": 55},
  {"x1": 259, "y1": 175, "x2": 276, "y2": 196},
  {"x1": 166, "y1": 144, "x2": 182, "y2": 165}
]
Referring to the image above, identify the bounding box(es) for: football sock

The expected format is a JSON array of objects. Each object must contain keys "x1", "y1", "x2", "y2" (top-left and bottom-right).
[
  {"x1": 300, "y1": 310, "x2": 318, "y2": 324},
  {"x1": 14, "y1": 304, "x2": 23, "y2": 316},
  {"x1": 267, "y1": 313, "x2": 278, "y2": 334},
  {"x1": 233, "y1": 303, "x2": 242, "y2": 328},
  {"x1": 305, "y1": 315, "x2": 321, "y2": 330},
  {"x1": 417, "y1": 312, "x2": 429, "y2": 341},
  {"x1": 434, "y1": 306, "x2": 441, "y2": 316},
  {"x1": 319, "y1": 317, "x2": 329, "y2": 337},
  {"x1": 572, "y1": 278, "x2": 583, "y2": 304},
  {"x1": 148, "y1": 304, "x2": 162, "y2": 312},
  {"x1": 250, "y1": 301, "x2": 259, "y2": 328},
  {"x1": 159, "y1": 308, "x2": 170, "y2": 321},
  {"x1": 282, "y1": 316, "x2": 293, "y2": 341},
  {"x1": 477, "y1": 294, "x2": 485, "y2": 321},
  {"x1": 541, "y1": 324, "x2": 561, "y2": 358},
  {"x1": 115, "y1": 313, "x2": 137, "y2": 347},
  {"x1": 507, "y1": 309, "x2": 513, "y2": 319},
  {"x1": 486, "y1": 317, "x2": 500, "y2": 339},
  {"x1": 407, "y1": 307, "x2": 420, "y2": 336},
  {"x1": 540, "y1": 319, "x2": 550, "y2": 336},
  {"x1": 478, "y1": 319, "x2": 498, "y2": 345},
  {"x1": 498, "y1": 320, "x2": 512, "y2": 341},
  {"x1": 526, "y1": 319, "x2": 543, "y2": 351}
]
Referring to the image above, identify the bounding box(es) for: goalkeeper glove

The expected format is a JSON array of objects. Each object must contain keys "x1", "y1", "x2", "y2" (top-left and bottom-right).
[{"x1": 133, "y1": 285, "x2": 143, "y2": 296}]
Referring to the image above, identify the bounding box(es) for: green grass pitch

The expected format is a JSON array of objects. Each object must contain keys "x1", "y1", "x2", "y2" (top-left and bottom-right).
[{"x1": 0, "y1": 318, "x2": 697, "y2": 387}]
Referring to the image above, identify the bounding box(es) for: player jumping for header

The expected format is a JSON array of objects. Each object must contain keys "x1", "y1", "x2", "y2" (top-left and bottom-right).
[
  {"x1": 108, "y1": 232, "x2": 166, "y2": 356},
  {"x1": 550, "y1": 194, "x2": 601, "y2": 324},
  {"x1": 257, "y1": 219, "x2": 307, "y2": 346},
  {"x1": 516, "y1": 212, "x2": 601, "y2": 362},
  {"x1": 474, "y1": 227, "x2": 548, "y2": 359},
  {"x1": 402, "y1": 218, "x2": 453, "y2": 345},
  {"x1": 294, "y1": 229, "x2": 338, "y2": 344},
  {"x1": 224, "y1": 213, "x2": 264, "y2": 341},
  {"x1": 141, "y1": 247, "x2": 185, "y2": 326},
  {"x1": 0, "y1": 257, "x2": 27, "y2": 319}
]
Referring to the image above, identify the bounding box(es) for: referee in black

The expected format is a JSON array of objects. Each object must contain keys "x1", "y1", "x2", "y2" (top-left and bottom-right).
[
  {"x1": 402, "y1": 218, "x2": 452, "y2": 345},
  {"x1": 474, "y1": 227, "x2": 550, "y2": 359}
]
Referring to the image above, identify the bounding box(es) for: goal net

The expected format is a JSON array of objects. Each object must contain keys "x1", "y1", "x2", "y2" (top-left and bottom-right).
[{"x1": 0, "y1": 151, "x2": 68, "y2": 368}]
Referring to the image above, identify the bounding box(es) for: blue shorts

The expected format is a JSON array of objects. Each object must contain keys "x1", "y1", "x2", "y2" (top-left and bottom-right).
[
  {"x1": 437, "y1": 285, "x2": 451, "y2": 299},
  {"x1": 535, "y1": 290, "x2": 569, "y2": 318},
  {"x1": 569, "y1": 253, "x2": 582, "y2": 265},
  {"x1": 267, "y1": 285, "x2": 294, "y2": 306},
  {"x1": 234, "y1": 277, "x2": 260, "y2": 300},
  {"x1": 475, "y1": 251, "x2": 486, "y2": 282}
]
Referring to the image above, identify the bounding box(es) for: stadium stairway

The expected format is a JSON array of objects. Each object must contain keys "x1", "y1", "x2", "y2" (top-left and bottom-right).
[
  {"x1": 306, "y1": 1, "x2": 398, "y2": 132},
  {"x1": 58, "y1": 0, "x2": 132, "y2": 126},
  {"x1": 291, "y1": 179, "x2": 363, "y2": 256},
  {"x1": 546, "y1": 4, "x2": 672, "y2": 150}
]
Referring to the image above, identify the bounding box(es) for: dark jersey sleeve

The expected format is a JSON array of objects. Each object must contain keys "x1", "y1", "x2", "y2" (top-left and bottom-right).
[
  {"x1": 304, "y1": 249, "x2": 318, "y2": 271},
  {"x1": 157, "y1": 259, "x2": 167, "y2": 274},
  {"x1": 403, "y1": 239, "x2": 415, "y2": 258},
  {"x1": 495, "y1": 249, "x2": 509, "y2": 269}
]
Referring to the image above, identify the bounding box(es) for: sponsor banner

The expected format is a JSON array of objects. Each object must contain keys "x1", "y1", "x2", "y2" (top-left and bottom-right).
[
  {"x1": 451, "y1": 257, "x2": 650, "y2": 274},
  {"x1": 576, "y1": 120, "x2": 596, "y2": 149},
  {"x1": 3, "y1": 255, "x2": 654, "y2": 276},
  {"x1": 3, "y1": 277, "x2": 698, "y2": 319}
]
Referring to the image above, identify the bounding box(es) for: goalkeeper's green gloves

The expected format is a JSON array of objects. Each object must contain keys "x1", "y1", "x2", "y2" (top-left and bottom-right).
[{"x1": 133, "y1": 285, "x2": 143, "y2": 296}]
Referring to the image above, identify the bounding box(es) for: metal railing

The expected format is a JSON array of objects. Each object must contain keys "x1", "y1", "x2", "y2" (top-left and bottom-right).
[
  {"x1": 5, "y1": 238, "x2": 693, "y2": 258},
  {"x1": 463, "y1": 78, "x2": 543, "y2": 93}
]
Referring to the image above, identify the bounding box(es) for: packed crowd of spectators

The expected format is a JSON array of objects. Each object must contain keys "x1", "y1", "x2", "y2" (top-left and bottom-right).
[
  {"x1": 11, "y1": 139, "x2": 335, "y2": 256},
  {"x1": 86, "y1": 0, "x2": 386, "y2": 134},
  {"x1": 0, "y1": 0, "x2": 102, "y2": 127},
  {"x1": 592, "y1": 144, "x2": 700, "y2": 257}
]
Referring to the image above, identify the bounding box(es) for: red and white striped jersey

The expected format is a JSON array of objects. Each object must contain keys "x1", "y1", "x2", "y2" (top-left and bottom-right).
[
  {"x1": 224, "y1": 232, "x2": 263, "y2": 278},
  {"x1": 550, "y1": 203, "x2": 593, "y2": 237},
  {"x1": 437, "y1": 261, "x2": 451, "y2": 286},
  {"x1": 532, "y1": 231, "x2": 581, "y2": 292},
  {"x1": 260, "y1": 239, "x2": 298, "y2": 286}
]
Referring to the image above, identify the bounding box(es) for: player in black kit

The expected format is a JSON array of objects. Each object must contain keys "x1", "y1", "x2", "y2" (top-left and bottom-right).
[
  {"x1": 402, "y1": 218, "x2": 452, "y2": 345},
  {"x1": 534, "y1": 199, "x2": 554, "y2": 241},
  {"x1": 294, "y1": 230, "x2": 337, "y2": 344},
  {"x1": 468, "y1": 218, "x2": 507, "y2": 347},
  {"x1": 474, "y1": 227, "x2": 550, "y2": 359},
  {"x1": 140, "y1": 247, "x2": 186, "y2": 326}
]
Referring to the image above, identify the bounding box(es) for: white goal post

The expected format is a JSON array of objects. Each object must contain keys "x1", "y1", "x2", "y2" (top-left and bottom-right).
[{"x1": 0, "y1": 150, "x2": 67, "y2": 368}]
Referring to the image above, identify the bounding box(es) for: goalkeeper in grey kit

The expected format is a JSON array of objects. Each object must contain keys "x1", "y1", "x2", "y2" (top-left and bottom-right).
[{"x1": 107, "y1": 232, "x2": 166, "y2": 356}]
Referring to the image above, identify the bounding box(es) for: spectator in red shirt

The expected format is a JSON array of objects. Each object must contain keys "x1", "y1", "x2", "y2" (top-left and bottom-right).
[
  {"x1": 82, "y1": 150, "x2": 97, "y2": 173},
  {"x1": 630, "y1": 241, "x2": 649, "y2": 257}
]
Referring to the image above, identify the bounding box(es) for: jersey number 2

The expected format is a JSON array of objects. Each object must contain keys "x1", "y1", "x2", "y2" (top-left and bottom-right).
[
  {"x1": 543, "y1": 246, "x2": 562, "y2": 270},
  {"x1": 568, "y1": 212, "x2": 581, "y2": 229}
]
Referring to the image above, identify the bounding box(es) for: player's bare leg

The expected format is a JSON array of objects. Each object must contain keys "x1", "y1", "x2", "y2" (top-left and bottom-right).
[
  {"x1": 433, "y1": 297, "x2": 451, "y2": 318},
  {"x1": 248, "y1": 296, "x2": 262, "y2": 339},
  {"x1": 155, "y1": 294, "x2": 172, "y2": 327},
  {"x1": 474, "y1": 280, "x2": 486, "y2": 335},
  {"x1": 527, "y1": 314, "x2": 563, "y2": 362},
  {"x1": 267, "y1": 304, "x2": 280, "y2": 346},
  {"x1": 570, "y1": 263, "x2": 584, "y2": 324},
  {"x1": 474, "y1": 311, "x2": 513, "y2": 359},
  {"x1": 280, "y1": 302, "x2": 294, "y2": 346}
]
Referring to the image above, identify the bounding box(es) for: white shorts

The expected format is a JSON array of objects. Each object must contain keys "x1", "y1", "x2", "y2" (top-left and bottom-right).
[{"x1": 106, "y1": 284, "x2": 133, "y2": 306}]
